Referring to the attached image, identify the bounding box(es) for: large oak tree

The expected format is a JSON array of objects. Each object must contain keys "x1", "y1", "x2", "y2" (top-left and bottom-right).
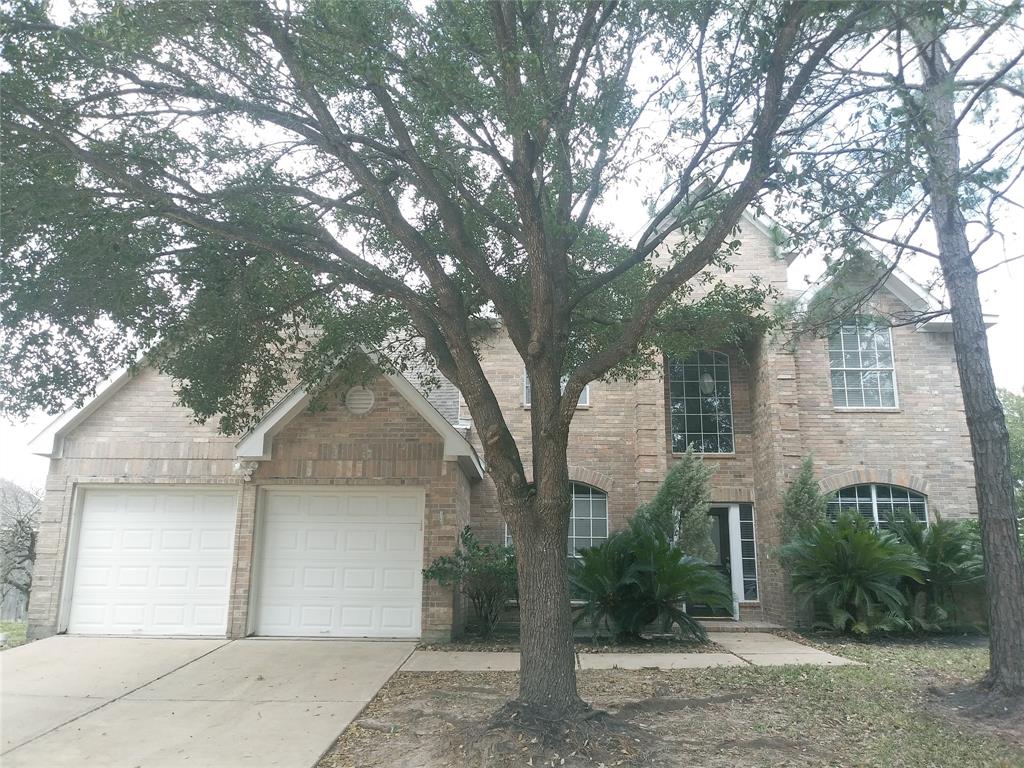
[{"x1": 2, "y1": 0, "x2": 874, "y2": 719}]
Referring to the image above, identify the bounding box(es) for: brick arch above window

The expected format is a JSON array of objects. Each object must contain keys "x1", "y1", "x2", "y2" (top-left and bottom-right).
[
  {"x1": 567, "y1": 465, "x2": 615, "y2": 494},
  {"x1": 817, "y1": 468, "x2": 929, "y2": 496}
]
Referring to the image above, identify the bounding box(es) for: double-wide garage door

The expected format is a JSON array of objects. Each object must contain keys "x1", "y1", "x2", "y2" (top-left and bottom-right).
[
  {"x1": 66, "y1": 486, "x2": 425, "y2": 638},
  {"x1": 253, "y1": 489, "x2": 424, "y2": 638}
]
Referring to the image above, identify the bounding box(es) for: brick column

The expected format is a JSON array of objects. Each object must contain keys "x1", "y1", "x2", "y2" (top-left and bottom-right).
[{"x1": 227, "y1": 480, "x2": 259, "y2": 638}]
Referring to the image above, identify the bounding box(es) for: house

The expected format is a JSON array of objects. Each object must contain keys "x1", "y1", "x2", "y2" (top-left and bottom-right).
[{"x1": 24, "y1": 215, "x2": 981, "y2": 642}]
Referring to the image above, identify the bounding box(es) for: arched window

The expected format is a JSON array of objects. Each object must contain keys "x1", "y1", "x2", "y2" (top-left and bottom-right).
[
  {"x1": 668, "y1": 351, "x2": 734, "y2": 453},
  {"x1": 504, "y1": 482, "x2": 609, "y2": 556},
  {"x1": 569, "y1": 483, "x2": 609, "y2": 556},
  {"x1": 827, "y1": 317, "x2": 897, "y2": 408},
  {"x1": 826, "y1": 484, "x2": 927, "y2": 528}
]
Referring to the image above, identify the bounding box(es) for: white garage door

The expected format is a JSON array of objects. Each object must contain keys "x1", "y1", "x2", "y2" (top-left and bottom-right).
[
  {"x1": 67, "y1": 488, "x2": 237, "y2": 636},
  {"x1": 254, "y1": 488, "x2": 424, "y2": 638}
]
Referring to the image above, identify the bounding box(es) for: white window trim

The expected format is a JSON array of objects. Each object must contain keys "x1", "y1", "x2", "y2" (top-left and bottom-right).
[
  {"x1": 668, "y1": 351, "x2": 735, "y2": 455},
  {"x1": 827, "y1": 483, "x2": 929, "y2": 528},
  {"x1": 523, "y1": 370, "x2": 590, "y2": 409},
  {"x1": 504, "y1": 482, "x2": 608, "y2": 555},
  {"x1": 827, "y1": 319, "x2": 901, "y2": 410}
]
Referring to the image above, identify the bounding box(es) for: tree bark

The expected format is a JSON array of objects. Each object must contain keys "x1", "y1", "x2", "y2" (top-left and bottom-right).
[
  {"x1": 508, "y1": 494, "x2": 585, "y2": 720},
  {"x1": 501, "y1": 368, "x2": 587, "y2": 720},
  {"x1": 913, "y1": 22, "x2": 1024, "y2": 695}
]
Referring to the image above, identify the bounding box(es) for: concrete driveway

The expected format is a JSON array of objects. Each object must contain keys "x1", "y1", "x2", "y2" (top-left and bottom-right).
[{"x1": 1, "y1": 636, "x2": 414, "y2": 767}]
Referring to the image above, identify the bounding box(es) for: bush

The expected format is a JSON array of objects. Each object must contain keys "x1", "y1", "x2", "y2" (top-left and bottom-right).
[
  {"x1": 782, "y1": 512, "x2": 925, "y2": 635},
  {"x1": 888, "y1": 511, "x2": 984, "y2": 630},
  {"x1": 422, "y1": 527, "x2": 516, "y2": 638},
  {"x1": 780, "y1": 456, "x2": 827, "y2": 546},
  {"x1": 634, "y1": 446, "x2": 716, "y2": 560},
  {"x1": 570, "y1": 517, "x2": 732, "y2": 643}
]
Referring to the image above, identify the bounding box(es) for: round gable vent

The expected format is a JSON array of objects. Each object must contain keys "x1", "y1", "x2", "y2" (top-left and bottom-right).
[{"x1": 344, "y1": 385, "x2": 375, "y2": 416}]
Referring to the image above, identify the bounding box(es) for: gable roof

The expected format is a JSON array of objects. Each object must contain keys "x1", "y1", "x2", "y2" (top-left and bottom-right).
[
  {"x1": 29, "y1": 361, "x2": 484, "y2": 480},
  {"x1": 796, "y1": 245, "x2": 997, "y2": 331},
  {"x1": 28, "y1": 367, "x2": 137, "y2": 459},
  {"x1": 234, "y1": 362, "x2": 483, "y2": 479}
]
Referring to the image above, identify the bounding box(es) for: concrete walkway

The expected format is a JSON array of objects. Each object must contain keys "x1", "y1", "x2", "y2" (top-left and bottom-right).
[
  {"x1": 401, "y1": 632, "x2": 853, "y2": 672},
  {"x1": 1, "y1": 636, "x2": 415, "y2": 768}
]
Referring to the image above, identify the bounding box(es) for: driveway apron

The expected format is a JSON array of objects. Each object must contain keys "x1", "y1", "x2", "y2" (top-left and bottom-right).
[{"x1": 1, "y1": 636, "x2": 414, "y2": 768}]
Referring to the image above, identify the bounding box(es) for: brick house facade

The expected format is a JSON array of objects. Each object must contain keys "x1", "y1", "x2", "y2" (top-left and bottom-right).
[{"x1": 25, "y1": 217, "x2": 979, "y2": 641}]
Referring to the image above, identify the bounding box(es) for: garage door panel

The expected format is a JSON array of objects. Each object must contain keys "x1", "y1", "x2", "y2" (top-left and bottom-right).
[
  {"x1": 255, "y1": 489, "x2": 423, "y2": 638},
  {"x1": 68, "y1": 489, "x2": 236, "y2": 636}
]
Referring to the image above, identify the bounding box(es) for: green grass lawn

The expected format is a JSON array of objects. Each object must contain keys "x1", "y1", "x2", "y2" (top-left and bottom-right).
[{"x1": 0, "y1": 621, "x2": 28, "y2": 649}]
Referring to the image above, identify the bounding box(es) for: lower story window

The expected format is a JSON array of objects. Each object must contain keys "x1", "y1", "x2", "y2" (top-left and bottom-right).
[
  {"x1": 826, "y1": 483, "x2": 927, "y2": 528},
  {"x1": 504, "y1": 482, "x2": 609, "y2": 556},
  {"x1": 739, "y1": 504, "x2": 758, "y2": 601},
  {"x1": 569, "y1": 483, "x2": 608, "y2": 556}
]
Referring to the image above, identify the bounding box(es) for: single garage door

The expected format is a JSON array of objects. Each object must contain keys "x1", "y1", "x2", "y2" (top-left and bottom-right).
[
  {"x1": 67, "y1": 488, "x2": 237, "y2": 636},
  {"x1": 254, "y1": 488, "x2": 424, "y2": 638}
]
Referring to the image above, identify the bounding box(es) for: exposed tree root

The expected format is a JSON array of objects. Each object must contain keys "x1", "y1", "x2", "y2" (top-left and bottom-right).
[
  {"x1": 440, "y1": 700, "x2": 659, "y2": 766},
  {"x1": 927, "y1": 681, "x2": 1024, "y2": 747}
]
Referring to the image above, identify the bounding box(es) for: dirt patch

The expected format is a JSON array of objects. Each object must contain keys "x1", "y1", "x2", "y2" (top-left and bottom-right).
[
  {"x1": 418, "y1": 636, "x2": 726, "y2": 654},
  {"x1": 318, "y1": 641, "x2": 1023, "y2": 768},
  {"x1": 926, "y1": 683, "x2": 1024, "y2": 748},
  {"x1": 614, "y1": 691, "x2": 754, "y2": 715}
]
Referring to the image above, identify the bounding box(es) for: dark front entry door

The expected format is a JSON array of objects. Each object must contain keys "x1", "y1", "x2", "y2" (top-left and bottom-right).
[{"x1": 687, "y1": 507, "x2": 734, "y2": 618}]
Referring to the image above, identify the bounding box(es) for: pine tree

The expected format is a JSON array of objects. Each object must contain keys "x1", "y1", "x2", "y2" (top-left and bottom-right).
[
  {"x1": 781, "y1": 457, "x2": 827, "y2": 545},
  {"x1": 636, "y1": 446, "x2": 716, "y2": 561}
]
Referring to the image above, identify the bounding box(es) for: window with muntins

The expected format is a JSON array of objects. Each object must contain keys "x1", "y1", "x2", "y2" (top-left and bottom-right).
[
  {"x1": 827, "y1": 318, "x2": 897, "y2": 408},
  {"x1": 505, "y1": 482, "x2": 609, "y2": 557},
  {"x1": 669, "y1": 351, "x2": 734, "y2": 453},
  {"x1": 826, "y1": 484, "x2": 927, "y2": 528},
  {"x1": 568, "y1": 483, "x2": 608, "y2": 556},
  {"x1": 523, "y1": 372, "x2": 590, "y2": 408},
  {"x1": 739, "y1": 504, "x2": 758, "y2": 601}
]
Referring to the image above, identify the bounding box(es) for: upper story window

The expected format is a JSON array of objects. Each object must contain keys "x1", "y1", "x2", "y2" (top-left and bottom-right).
[
  {"x1": 523, "y1": 371, "x2": 590, "y2": 408},
  {"x1": 828, "y1": 317, "x2": 897, "y2": 408},
  {"x1": 826, "y1": 483, "x2": 927, "y2": 528},
  {"x1": 668, "y1": 351, "x2": 734, "y2": 453},
  {"x1": 504, "y1": 482, "x2": 609, "y2": 557}
]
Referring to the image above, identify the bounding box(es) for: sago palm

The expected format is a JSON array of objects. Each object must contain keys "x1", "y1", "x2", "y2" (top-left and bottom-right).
[{"x1": 782, "y1": 512, "x2": 926, "y2": 635}]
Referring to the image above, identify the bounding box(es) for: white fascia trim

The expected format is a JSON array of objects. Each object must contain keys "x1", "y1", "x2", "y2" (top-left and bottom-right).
[
  {"x1": 28, "y1": 367, "x2": 137, "y2": 458},
  {"x1": 918, "y1": 312, "x2": 998, "y2": 331},
  {"x1": 381, "y1": 366, "x2": 485, "y2": 479},
  {"x1": 234, "y1": 360, "x2": 484, "y2": 479},
  {"x1": 796, "y1": 247, "x2": 944, "y2": 322},
  {"x1": 233, "y1": 384, "x2": 312, "y2": 461}
]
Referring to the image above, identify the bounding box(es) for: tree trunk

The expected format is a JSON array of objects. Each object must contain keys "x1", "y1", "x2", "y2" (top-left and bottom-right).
[
  {"x1": 508, "y1": 494, "x2": 586, "y2": 720},
  {"x1": 933, "y1": 214, "x2": 1024, "y2": 694},
  {"x1": 913, "y1": 23, "x2": 1024, "y2": 694},
  {"x1": 496, "y1": 362, "x2": 588, "y2": 721}
]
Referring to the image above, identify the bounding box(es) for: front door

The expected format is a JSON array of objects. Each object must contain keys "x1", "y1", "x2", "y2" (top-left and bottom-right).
[{"x1": 687, "y1": 506, "x2": 735, "y2": 618}]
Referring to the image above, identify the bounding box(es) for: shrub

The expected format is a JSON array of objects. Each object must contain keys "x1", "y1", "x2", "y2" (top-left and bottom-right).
[
  {"x1": 888, "y1": 511, "x2": 984, "y2": 630},
  {"x1": 634, "y1": 446, "x2": 716, "y2": 560},
  {"x1": 780, "y1": 456, "x2": 827, "y2": 546},
  {"x1": 782, "y1": 512, "x2": 926, "y2": 635},
  {"x1": 422, "y1": 527, "x2": 516, "y2": 638},
  {"x1": 570, "y1": 518, "x2": 732, "y2": 643}
]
